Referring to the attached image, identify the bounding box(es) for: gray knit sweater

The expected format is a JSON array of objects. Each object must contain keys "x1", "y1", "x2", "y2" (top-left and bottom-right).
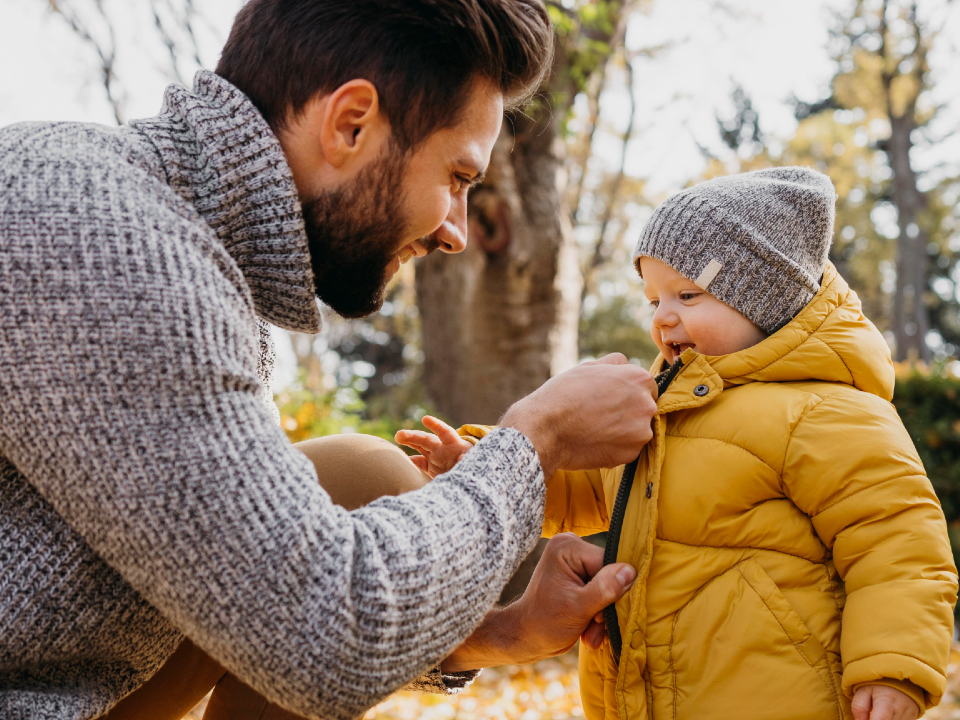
[{"x1": 0, "y1": 71, "x2": 545, "y2": 720}]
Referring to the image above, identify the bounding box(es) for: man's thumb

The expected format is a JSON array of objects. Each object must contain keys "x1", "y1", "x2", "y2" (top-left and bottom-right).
[{"x1": 581, "y1": 563, "x2": 637, "y2": 615}]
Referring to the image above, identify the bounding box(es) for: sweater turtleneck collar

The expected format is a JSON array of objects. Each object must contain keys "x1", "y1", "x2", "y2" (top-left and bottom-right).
[{"x1": 130, "y1": 70, "x2": 322, "y2": 334}]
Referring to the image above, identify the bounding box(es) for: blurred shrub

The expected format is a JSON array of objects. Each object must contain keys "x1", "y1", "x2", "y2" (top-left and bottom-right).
[
  {"x1": 892, "y1": 365, "x2": 960, "y2": 593},
  {"x1": 276, "y1": 382, "x2": 423, "y2": 448},
  {"x1": 579, "y1": 296, "x2": 660, "y2": 366}
]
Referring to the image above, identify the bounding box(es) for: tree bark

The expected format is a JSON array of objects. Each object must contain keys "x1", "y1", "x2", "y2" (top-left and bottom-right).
[
  {"x1": 889, "y1": 112, "x2": 931, "y2": 362},
  {"x1": 415, "y1": 3, "x2": 636, "y2": 426},
  {"x1": 881, "y1": 1, "x2": 931, "y2": 362}
]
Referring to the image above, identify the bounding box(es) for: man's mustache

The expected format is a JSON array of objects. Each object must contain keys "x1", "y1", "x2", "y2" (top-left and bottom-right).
[{"x1": 417, "y1": 236, "x2": 441, "y2": 255}]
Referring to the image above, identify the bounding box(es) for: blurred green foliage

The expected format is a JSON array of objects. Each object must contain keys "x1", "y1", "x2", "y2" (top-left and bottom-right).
[
  {"x1": 892, "y1": 367, "x2": 960, "y2": 595},
  {"x1": 276, "y1": 381, "x2": 422, "y2": 449},
  {"x1": 579, "y1": 295, "x2": 660, "y2": 366}
]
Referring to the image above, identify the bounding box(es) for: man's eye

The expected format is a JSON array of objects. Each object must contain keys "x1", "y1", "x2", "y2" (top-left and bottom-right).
[{"x1": 455, "y1": 175, "x2": 471, "y2": 193}]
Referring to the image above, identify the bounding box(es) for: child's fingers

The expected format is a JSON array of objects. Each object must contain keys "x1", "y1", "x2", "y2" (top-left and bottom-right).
[
  {"x1": 869, "y1": 696, "x2": 895, "y2": 720},
  {"x1": 395, "y1": 430, "x2": 443, "y2": 454},
  {"x1": 421, "y1": 415, "x2": 462, "y2": 444},
  {"x1": 851, "y1": 688, "x2": 872, "y2": 720}
]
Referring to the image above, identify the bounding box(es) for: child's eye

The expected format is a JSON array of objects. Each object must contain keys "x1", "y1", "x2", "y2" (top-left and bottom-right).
[
  {"x1": 649, "y1": 299, "x2": 660, "y2": 308},
  {"x1": 680, "y1": 292, "x2": 699, "y2": 301}
]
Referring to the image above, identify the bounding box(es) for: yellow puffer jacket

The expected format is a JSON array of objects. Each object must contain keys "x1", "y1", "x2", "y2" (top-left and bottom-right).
[{"x1": 461, "y1": 264, "x2": 957, "y2": 720}]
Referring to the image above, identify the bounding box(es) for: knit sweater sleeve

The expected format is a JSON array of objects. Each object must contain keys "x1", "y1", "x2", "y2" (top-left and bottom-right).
[
  {"x1": 0, "y1": 163, "x2": 545, "y2": 720},
  {"x1": 459, "y1": 425, "x2": 609, "y2": 537}
]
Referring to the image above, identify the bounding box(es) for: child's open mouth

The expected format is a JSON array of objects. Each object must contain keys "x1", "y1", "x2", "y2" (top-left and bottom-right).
[{"x1": 668, "y1": 342, "x2": 695, "y2": 356}]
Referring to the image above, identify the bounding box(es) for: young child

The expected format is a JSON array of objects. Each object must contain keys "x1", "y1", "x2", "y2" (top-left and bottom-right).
[{"x1": 397, "y1": 167, "x2": 958, "y2": 720}]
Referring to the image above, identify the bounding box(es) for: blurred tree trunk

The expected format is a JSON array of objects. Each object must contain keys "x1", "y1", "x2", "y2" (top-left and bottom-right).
[
  {"x1": 415, "y1": 105, "x2": 579, "y2": 425},
  {"x1": 880, "y1": 1, "x2": 932, "y2": 363},
  {"x1": 416, "y1": 2, "x2": 635, "y2": 426}
]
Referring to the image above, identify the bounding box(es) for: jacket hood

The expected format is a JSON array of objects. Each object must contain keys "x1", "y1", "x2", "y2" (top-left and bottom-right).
[{"x1": 662, "y1": 263, "x2": 895, "y2": 401}]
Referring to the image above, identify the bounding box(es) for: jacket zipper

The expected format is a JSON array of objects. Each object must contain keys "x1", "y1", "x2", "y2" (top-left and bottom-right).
[{"x1": 602, "y1": 358, "x2": 685, "y2": 663}]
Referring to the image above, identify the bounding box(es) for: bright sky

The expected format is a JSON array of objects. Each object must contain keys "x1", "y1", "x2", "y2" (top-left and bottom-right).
[
  {"x1": 2, "y1": 0, "x2": 957, "y2": 385},
  {"x1": 4, "y1": 0, "x2": 955, "y2": 188}
]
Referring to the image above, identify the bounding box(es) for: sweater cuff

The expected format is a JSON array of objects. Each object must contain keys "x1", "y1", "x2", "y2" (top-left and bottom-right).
[
  {"x1": 403, "y1": 666, "x2": 480, "y2": 694},
  {"x1": 853, "y1": 679, "x2": 925, "y2": 714}
]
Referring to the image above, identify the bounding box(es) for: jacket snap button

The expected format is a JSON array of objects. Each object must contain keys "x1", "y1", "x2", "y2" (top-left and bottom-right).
[
  {"x1": 646, "y1": 482, "x2": 653, "y2": 499},
  {"x1": 694, "y1": 384, "x2": 709, "y2": 397}
]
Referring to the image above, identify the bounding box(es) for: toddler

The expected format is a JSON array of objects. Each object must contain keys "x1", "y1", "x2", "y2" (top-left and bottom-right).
[{"x1": 397, "y1": 167, "x2": 958, "y2": 720}]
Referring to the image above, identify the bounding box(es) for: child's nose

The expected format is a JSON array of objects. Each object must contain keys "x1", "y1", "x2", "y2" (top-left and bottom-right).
[{"x1": 653, "y1": 302, "x2": 677, "y2": 328}]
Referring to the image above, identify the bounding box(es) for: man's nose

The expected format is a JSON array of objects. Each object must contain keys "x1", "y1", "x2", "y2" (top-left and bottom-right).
[{"x1": 432, "y1": 194, "x2": 468, "y2": 254}]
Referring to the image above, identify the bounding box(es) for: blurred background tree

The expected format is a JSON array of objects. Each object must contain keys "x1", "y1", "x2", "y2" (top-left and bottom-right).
[{"x1": 416, "y1": 0, "x2": 643, "y2": 425}]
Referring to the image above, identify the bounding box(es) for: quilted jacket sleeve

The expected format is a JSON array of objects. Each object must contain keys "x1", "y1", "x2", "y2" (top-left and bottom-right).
[
  {"x1": 460, "y1": 425, "x2": 610, "y2": 538},
  {"x1": 781, "y1": 391, "x2": 958, "y2": 709}
]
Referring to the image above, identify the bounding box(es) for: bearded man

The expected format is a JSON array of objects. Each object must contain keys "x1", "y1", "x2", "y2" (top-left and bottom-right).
[{"x1": 0, "y1": 1, "x2": 659, "y2": 719}]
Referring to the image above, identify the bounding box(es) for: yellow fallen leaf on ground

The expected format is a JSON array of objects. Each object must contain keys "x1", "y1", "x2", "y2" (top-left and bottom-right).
[{"x1": 186, "y1": 643, "x2": 960, "y2": 719}]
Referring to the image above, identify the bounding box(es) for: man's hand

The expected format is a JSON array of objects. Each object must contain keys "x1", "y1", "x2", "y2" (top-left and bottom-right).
[
  {"x1": 395, "y1": 416, "x2": 473, "y2": 478},
  {"x1": 441, "y1": 533, "x2": 637, "y2": 671},
  {"x1": 501, "y1": 353, "x2": 659, "y2": 478},
  {"x1": 851, "y1": 685, "x2": 921, "y2": 720}
]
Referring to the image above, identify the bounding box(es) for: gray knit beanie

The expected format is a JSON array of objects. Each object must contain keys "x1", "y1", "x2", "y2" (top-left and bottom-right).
[{"x1": 633, "y1": 166, "x2": 835, "y2": 334}]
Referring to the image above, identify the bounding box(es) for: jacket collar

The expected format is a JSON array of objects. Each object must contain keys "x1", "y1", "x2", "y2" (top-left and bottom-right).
[
  {"x1": 652, "y1": 262, "x2": 895, "y2": 410},
  {"x1": 130, "y1": 71, "x2": 322, "y2": 334}
]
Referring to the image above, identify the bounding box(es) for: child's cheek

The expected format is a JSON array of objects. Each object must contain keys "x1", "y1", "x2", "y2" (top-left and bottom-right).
[{"x1": 650, "y1": 328, "x2": 666, "y2": 356}]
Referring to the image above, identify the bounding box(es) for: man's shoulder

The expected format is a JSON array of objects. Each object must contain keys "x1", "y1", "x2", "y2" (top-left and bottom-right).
[
  {"x1": 0, "y1": 120, "x2": 168, "y2": 197},
  {"x1": 0, "y1": 119, "x2": 207, "y2": 241},
  {"x1": 0, "y1": 120, "x2": 251, "y2": 322}
]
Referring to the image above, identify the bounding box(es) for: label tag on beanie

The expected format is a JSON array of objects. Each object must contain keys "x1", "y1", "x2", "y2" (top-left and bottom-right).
[{"x1": 694, "y1": 259, "x2": 723, "y2": 290}]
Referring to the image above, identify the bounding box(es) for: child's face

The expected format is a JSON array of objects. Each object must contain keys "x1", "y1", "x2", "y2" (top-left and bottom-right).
[{"x1": 640, "y1": 256, "x2": 768, "y2": 365}]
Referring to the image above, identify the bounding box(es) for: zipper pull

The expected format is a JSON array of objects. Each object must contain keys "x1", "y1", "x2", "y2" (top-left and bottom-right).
[{"x1": 646, "y1": 482, "x2": 653, "y2": 499}]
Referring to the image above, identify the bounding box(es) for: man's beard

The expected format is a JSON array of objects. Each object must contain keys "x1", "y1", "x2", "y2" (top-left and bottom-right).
[{"x1": 302, "y1": 145, "x2": 412, "y2": 318}]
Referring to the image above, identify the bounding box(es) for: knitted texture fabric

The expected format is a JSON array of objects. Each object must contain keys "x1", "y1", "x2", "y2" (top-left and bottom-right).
[
  {"x1": 633, "y1": 166, "x2": 836, "y2": 334},
  {"x1": 0, "y1": 71, "x2": 546, "y2": 720}
]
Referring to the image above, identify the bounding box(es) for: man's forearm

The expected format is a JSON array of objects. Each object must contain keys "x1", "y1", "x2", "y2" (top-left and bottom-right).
[{"x1": 441, "y1": 602, "x2": 534, "y2": 673}]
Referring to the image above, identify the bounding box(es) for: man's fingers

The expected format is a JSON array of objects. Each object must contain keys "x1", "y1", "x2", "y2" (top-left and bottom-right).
[
  {"x1": 580, "y1": 618, "x2": 606, "y2": 650},
  {"x1": 851, "y1": 689, "x2": 872, "y2": 720},
  {"x1": 578, "y1": 562, "x2": 637, "y2": 617},
  {"x1": 554, "y1": 533, "x2": 605, "y2": 579},
  {"x1": 421, "y1": 415, "x2": 462, "y2": 444}
]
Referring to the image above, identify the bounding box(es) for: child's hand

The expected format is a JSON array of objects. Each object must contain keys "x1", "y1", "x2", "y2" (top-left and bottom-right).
[
  {"x1": 851, "y1": 685, "x2": 920, "y2": 720},
  {"x1": 395, "y1": 416, "x2": 474, "y2": 479}
]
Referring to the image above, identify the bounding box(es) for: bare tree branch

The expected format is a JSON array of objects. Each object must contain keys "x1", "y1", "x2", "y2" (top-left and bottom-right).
[
  {"x1": 150, "y1": 0, "x2": 186, "y2": 84},
  {"x1": 582, "y1": 57, "x2": 637, "y2": 301},
  {"x1": 48, "y1": 0, "x2": 123, "y2": 124},
  {"x1": 567, "y1": 1, "x2": 640, "y2": 223}
]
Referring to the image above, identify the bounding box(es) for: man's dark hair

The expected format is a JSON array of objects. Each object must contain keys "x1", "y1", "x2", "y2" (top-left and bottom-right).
[{"x1": 216, "y1": 0, "x2": 553, "y2": 150}]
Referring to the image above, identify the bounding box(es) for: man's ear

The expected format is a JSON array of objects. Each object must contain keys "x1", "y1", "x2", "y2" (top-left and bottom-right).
[{"x1": 315, "y1": 79, "x2": 384, "y2": 168}]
